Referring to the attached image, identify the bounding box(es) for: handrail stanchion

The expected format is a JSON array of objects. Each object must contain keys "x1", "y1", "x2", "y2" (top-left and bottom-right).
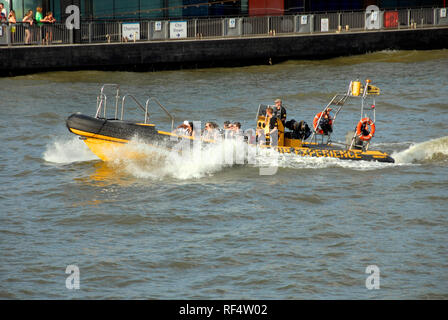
[
  {"x1": 103, "y1": 95, "x2": 107, "y2": 118},
  {"x1": 95, "y1": 93, "x2": 106, "y2": 118},
  {"x1": 96, "y1": 95, "x2": 99, "y2": 115},
  {"x1": 97, "y1": 84, "x2": 120, "y2": 119},
  {"x1": 121, "y1": 94, "x2": 147, "y2": 120},
  {"x1": 146, "y1": 97, "x2": 175, "y2": 132},
  {"x1": 115, "y1": 87, "x2": 120, "y2": 119},
  {"x1": 121, "y1": 97, "x2": 124, "y2": 120},
  {"x1": 95, "y1": 95, "x2": 101, "y2": 118},
  {"x1": 144, "y1": 100, "x2": 149, "y2": 124}
]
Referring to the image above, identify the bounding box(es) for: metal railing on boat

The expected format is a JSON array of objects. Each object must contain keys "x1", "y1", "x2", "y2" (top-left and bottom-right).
[
  {"x1": 95, "y1": 84, "x2": 120, "y2": 119},
  {"x1": 121, "y1": 94, "x2": 147, "y2": 121},
  {"x1": 94, "y1": 83, "x2": 175, "y2": 131},
  {"x1": 145, "y1": 97, "x2": 175, "y2": 132}
]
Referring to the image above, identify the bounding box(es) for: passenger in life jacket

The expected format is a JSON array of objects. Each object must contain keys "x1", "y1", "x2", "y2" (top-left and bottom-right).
[{"x1": 319, "y1": 108, "x2": 333, "y2": 135}]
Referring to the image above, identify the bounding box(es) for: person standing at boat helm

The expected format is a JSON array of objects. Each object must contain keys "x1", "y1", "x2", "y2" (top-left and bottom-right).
[
  {"x1": 273, "y1": 99, "x2": 287, "y2": 125},
  {"x1": 264, "y1": 107, "x2": 279, "y2": 145}
]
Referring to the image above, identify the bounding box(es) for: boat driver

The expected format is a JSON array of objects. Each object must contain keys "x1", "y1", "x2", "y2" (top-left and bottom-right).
[
  {"x1": 272, "y1": 99, "x2": 287, "y2": 125},
  {"x1": 265, "y1": 107, "x2": 278, "y2": 135}
]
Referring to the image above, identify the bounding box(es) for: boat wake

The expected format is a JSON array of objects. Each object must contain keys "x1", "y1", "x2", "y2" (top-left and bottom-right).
[
  {"x1": 43, "y1": 137, "x2": 100, "y2": 164},
  {"x1": 113, "y1": 137, "x2": 256, "y2": 180},
  {"x1": 43, "y1": 136, "x2": 239, "y2": 179},
  {"x1": 392, "y1": 136, "x2": 448, "y2": 164},
  {"x1": 274, "y1": 152, "x2": 394, "y2": 171},
  {"x1": 43, "y1": 135, "x2": 448, "y2": 180},
  {"x1": 106, "y1": 137, "x2": 393, "y2": 178}
]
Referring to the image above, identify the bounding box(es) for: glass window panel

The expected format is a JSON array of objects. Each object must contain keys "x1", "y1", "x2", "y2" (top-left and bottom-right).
[
  {"x1": 140, "y1": 0, "x2": 165, "y2": 19},
  {"x1": 23, "y1": 0, "x2": 39, "y2": 12},
  {"x1": 168, "y1": 0, "x2": 183, "y2": 18},
  {"x1": 241, "y1": 0, "x2": 248, "y2": 15},
  {"x1": 11, "y1": 0, "x2": 24, "y2": 19},
  {"x1": 182, "y1": 0, "x2": 208, "y2": 17},
  {"x1": 115, "y1": 0, "x2": 139, "y2": 20},
  {"x1": 93, "y1": 0, "x2": 114, "y2": 19},
  {"x1": 53, "y1": 0, "x2": 61, "y2": 21}
]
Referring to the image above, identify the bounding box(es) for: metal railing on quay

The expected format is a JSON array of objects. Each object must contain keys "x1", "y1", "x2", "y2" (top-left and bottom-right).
[
  {"x1": 1, "y1": 7, "x2": 447, "y2": 47},
  {"x1": 241, "y1": 16, "x2": 268, "y2": 35},
  {"x1": 410, "y1": 7, "x2": 435, "y2": 25},
  {"x1": 270, "y1": 15, "x2": 295, "y2": 34},
  {"x1": 196, "y1": 18, "x2": 223, "y2": 38},
  {"x1": 313, "y1": 12, "x2": 340, "y2": 32},
  {"x1": 0, "y1": 22, "x2": 72, "y2": 46},
  {"x1": 341, "y1": 11, "x2": 365, "y2": 30}
]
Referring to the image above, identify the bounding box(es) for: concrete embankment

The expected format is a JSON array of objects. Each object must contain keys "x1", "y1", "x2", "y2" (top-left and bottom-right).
[{"x1": 1, "y1": 26, "x2": 448, "y2": 76}]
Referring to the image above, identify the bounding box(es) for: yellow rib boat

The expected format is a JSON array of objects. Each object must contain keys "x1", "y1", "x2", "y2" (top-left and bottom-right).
[{"x1": 66, "y1": 81, "x2": 394, "y2": 163}]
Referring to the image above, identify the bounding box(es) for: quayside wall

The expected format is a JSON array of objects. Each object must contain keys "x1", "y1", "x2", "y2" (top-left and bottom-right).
[{"x1": 1, "y1": 26, "x2": 448, "y2": 76}]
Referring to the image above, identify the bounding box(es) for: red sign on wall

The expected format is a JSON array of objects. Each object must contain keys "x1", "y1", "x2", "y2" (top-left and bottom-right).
[
  {"x1": 249, "y1": 0, "x2": 284, "y2": 16},
  {"x1": 384, "y1": 11, "x2": 399, "y2": 28}
]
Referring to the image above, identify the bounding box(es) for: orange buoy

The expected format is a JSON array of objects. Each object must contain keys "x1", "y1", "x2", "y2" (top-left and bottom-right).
[{"x1": 356, "y1": 117, "x2": 376, "y2": 141}]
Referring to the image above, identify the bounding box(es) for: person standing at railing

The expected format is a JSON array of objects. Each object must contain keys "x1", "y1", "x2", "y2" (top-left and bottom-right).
[
  {"x1": 8, "y1": 10, "x2": 16, "y2": 43},
  {"x1": 35, "y1": 7, "x2": 43, "y2": 44},
  {"x1": 41, "y1": 11, "x2": 56, "y2": 45},
  {"x1": 35, "y1": 7, "x2": 43, "y2": 26},
  {"x1": 22, "y1": 10, "x2": 33, "y2": 44},
  {"x1": 0, "y1": 3, "x2": 6, "y2": 43},
  {"x1": 0, "y1": 3, "x2": 7, "y2": 22}
]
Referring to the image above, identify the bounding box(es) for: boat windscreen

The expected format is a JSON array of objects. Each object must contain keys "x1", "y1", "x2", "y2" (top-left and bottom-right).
[{"x1": 257, "y1": 104, "x2": 268, "y2": 116}]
